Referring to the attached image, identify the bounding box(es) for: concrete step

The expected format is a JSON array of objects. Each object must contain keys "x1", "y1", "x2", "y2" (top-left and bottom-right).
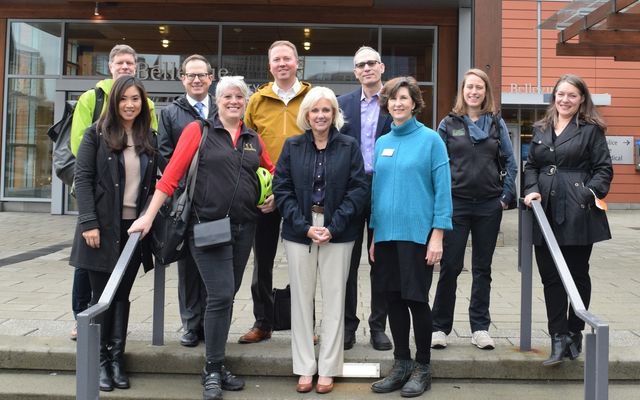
[
  {"x1": 0, "y1": 371, "x2": 638, "y2": 400},
  {"x1": 2, "y1": 335, "x2": 640, "y2": 381}
]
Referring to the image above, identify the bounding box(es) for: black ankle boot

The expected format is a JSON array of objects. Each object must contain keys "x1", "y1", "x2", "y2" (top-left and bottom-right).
[
  {"x1": 110, "y1": 301, "x2": 130, "y2": 389},
  {"x1": 371, "y1": 359, "x2": 414, "y2": 393},
  {"x1": 400, "y1": 362, "x2": 432, "y2": 397},
  {"x1": 565, "y1": 331, "x2": 583, "y2": 360},
  {"x1": 543, "y1": 333, "x2": 570, "y2": 367}
]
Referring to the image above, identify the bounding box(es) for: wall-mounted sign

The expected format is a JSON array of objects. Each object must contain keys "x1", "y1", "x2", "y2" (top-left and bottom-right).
[
  {"x1": 606, "y1": 135, "x2": 634, "y2": 164},
  {"x1": 136, "y1": 62, "x2": 232, "y2": 81}
]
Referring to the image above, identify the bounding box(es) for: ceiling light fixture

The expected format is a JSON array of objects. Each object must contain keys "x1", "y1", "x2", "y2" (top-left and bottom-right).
[
  {"x1": 303, "y1": 41, "x2": 311, "y2": 51},
  {"x1": 162, "y1": 39, "x2": 170, "y2": 48},
  {"x1": 94, "y1": 2, "x2": 100, "y2": 16}
]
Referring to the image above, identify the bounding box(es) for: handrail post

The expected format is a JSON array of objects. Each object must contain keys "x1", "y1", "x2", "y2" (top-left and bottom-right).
[
  {"x1": 595, "y1": 325, "x2": 609, "y2": 400},
  {"x1": 76, "y1": 314, "x2": 100, "y2": 400},
  {"x1": 75, "y1": 232, "x2": 140, "y2": 400},
  {"x1": 518, "y1": 199, "x2": 533, "y2": 352},
  {"x1": 152, "y1": 259, "x2": 166, "y2": 346}
]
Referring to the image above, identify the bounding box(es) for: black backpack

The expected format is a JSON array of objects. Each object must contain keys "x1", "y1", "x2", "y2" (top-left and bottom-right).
[{"x1": 47, "y1": 88, "x2": 104, "y2": 186}]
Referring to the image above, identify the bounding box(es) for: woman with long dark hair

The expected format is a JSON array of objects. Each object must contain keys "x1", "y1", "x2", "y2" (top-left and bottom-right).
[
  {"x1": 524, "y1": 74, "x2": 613, "y2": 366},
  {"x1": 70, "y1": 75, "x2": 159, "y2": 391}
]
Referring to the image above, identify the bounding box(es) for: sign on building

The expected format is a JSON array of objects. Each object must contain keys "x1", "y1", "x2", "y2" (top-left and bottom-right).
[{"x1": 606, "y1": 135, "x2": 634, "y2": 164}]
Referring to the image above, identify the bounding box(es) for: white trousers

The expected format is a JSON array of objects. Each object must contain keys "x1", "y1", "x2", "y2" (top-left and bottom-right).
[{"x1": 284, "y1": 212, "x2": 354, "y2": 377}]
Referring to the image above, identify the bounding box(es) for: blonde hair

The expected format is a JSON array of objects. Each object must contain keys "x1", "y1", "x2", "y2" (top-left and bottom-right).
[
  {"x1": 268, "y1": 40, "x2": 298, "y2": 60},
  {"x1": 452, "y1": 68, "x2": 497, "y2": 116},
  {"x1": 296, "y1": 86, "x2": 344, "y2": 131}
]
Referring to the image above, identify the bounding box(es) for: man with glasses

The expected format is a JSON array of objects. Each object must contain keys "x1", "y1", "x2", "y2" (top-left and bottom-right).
[
  {"x1": 238, "y1": 40, "x2": 311, "y2": 344},
  {"x1": 158, "y1": 54, "x2": 216, "y2": 347},
  {"x1": 68, "y1": 44, "x2": 158, "y2": 341},
  {"x1": 338, "y1": 46, "x2": 392, "y2": 351}
]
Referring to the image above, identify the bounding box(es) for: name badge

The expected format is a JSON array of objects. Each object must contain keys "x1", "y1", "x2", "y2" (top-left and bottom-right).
[
  {"x1": 381, "y1": 148, "x2": 395, "y2": 157},
  {"x1": 452, "y1": 129, "x2": 465, "y2": 137}
]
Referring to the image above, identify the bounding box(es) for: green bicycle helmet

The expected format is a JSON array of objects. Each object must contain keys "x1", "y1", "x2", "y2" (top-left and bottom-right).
[{"x1": 256, "y1": 167, "x2": 273, "y2": 205}]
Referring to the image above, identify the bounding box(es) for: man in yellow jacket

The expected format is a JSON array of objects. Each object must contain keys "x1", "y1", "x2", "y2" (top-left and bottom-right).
[{"x1": 239, "y1": 40, "x2": 311, "y2": 344}]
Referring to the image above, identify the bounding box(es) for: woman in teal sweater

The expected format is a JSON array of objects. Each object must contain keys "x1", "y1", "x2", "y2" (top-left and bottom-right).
[{"x1": 369, "y1": 76, "x2": 452, "y2": 398}]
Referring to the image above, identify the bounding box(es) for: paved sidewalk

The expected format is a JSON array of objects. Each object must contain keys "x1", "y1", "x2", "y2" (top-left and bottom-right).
[{"x1": 0, "y1": 209, "x2": 639, "y2": 350}]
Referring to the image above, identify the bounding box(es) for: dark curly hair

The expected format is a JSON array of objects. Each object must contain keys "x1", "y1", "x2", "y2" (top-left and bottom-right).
[{"x1": 378, "y1": 76, "x2": 425, "y2": 117}]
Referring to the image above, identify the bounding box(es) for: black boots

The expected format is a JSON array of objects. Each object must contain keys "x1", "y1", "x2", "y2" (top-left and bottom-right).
[
  {"x1": 371, "y1": 359, "x2": 414, "y2": 393},
  {"x1": 400, "y1": 362, "x2": 432, "y2": 398},
  {"x1": 110, "y1": 301, "x2": 131, "y2": 389},
  {"x1": 565, "y1": 331, "x2": 583, "y2": 359},
  {"x1": 98, "y1": 308, "x2": 113, "y2": 392},
  {"x1": 543, "y1": 333, "x2": 572, "y2": 367}
]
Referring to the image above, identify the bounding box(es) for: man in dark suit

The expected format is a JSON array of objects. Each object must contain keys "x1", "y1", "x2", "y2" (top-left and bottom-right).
[{"x1": 338, "y1": 46, "x2": 393, "y2": 351}]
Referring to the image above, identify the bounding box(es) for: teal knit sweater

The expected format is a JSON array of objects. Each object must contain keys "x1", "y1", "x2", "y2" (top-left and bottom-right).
[{"x1": 370, "y1": 117, "x2": 453, "y2": 244}]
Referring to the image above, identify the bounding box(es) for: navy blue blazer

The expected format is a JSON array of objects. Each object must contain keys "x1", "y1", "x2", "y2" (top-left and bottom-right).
[{"x1": 338, "y1": 87, "x2": 392, "y2": 145}]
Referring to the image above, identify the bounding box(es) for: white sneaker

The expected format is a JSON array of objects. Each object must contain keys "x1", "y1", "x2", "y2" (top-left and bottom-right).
[
  {"x1": 471, "y1": 330, "x2": 495, "y2": 350},
  {"x1": 431, "y1": 331, "x2": 447, "y2": 349}
]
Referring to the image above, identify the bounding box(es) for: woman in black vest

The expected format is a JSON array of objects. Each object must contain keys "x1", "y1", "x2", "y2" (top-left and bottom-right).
[
  {"x1": 129, "y1": 76, "x2": 274, "y2": 400},
  {"x1": 431, "y1": 68, "x2": 517, "y2": 351},
  {"x1": 524, "y1": 74, "x2": 613, "y2": 366},
  {"x1": 70, "y1": 76, "x2": 158, "y2": 391}
]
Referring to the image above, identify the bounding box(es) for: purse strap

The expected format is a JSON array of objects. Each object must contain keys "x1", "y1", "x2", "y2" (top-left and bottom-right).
[
  {"x1": 186, "y1": 121, "x2": 209, "y2": 207},
  {"x1": 193, "y1": 124, "x2": 246, "y2": 223}
]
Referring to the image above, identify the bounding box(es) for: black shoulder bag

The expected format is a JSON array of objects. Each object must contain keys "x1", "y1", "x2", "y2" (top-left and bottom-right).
[
  {"x1": 192, "y1": 138, "x2": 246, "y2": 249},
  {"x1": 151, "y1": 122, "x2": 209, "y2": 264}
]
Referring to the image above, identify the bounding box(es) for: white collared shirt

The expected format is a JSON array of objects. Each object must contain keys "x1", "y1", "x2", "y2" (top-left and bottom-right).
[
  {"x1": 272, "y1": 79, "x2": 301, "y2": 105},
  {"x1": 186, "y1": 95, "x2": 210, "y2": 118}
]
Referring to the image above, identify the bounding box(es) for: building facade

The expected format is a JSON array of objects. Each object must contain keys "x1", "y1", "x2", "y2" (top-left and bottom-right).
[
  {"x1": 6, "y1": 1, "x2": 636, "y2": 213},
  {"x1": 502, "y1": 0, "x2": 640, "y2": 207},
  {"x1": 2, "y1": 0, "x2": 499, "y2": 213}
]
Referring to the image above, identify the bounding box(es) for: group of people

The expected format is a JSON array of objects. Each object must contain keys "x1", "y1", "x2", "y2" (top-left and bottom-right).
[{"x1": 68, "y1": 39, "x2": 613, "y2": 400}]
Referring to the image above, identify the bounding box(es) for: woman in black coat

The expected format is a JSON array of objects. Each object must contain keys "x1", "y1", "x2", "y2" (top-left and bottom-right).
[
  {"x1": 523, "y1": 74, "x2": 613, "y2": 367},
  {"x1": 273, "y1": 86, "x2": 367, "y2": 394},
  {"x1": 70, "y1": 76, "x2": 158, "y2": 391}
]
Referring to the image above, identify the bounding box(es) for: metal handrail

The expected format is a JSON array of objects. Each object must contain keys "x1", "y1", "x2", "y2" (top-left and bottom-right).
[
  {"x1": 518, "y1": 199, "x2": 609, "y2": 400},
  {"x1": 75, "y1": 233, "x2": 168, "y2": 399},
  {"x1": 76, "y1": 231, "x2": 140, "y2": 400}
]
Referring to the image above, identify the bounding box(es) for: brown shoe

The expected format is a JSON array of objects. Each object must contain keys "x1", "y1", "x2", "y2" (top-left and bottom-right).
[
  {"x1": 238, "y1": 327, "x2": 272, "y2": 344},
  {"x1": 316, "y1": 377, "x2": 334, "y2": 394},
  {"x1": 296, "y1": 376, "x2": 313, "y2": 393}
]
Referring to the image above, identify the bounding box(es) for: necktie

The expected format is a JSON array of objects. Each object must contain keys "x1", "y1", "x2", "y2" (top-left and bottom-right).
[{"x1": 194, "y1": 102, "x2": 206, "y2": 119}]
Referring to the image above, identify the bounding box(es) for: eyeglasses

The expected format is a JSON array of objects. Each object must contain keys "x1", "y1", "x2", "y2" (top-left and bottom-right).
[
  {"x1": 183, "y1": 73, "x2": 210, "y2": 82},
  {"x1": 355, "y1": 60, "x2": 380, "y2": 69}
]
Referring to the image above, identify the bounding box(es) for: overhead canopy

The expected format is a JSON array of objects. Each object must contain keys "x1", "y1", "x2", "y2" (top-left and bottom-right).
[{"x1": 540, "y1": 0, "x2": 640, "y2": 61}]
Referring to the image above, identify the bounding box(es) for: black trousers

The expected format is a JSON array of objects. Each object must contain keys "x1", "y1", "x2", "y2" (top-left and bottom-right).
[
  {"x1": 177, "y1": 248, "x2": 207, "y2": 332},
  {"x1": 72, "y1": 267, "x2": 92, "y2": 319},
  {"x1": 535, "y1": 244, "x2": 593, "y2": 335},
  {"x1": 345, "y1": 175, "x2": 388, "y2": 335},
  {"x1": 250, "y1": 209, "x2": 281, "y2": 331},
  {"x1": 190, "y1": 221, "x2": 255, "y2": 364},
  {"x1": 432, "y1": 197, "x2": 503, "y2": 334},
  {"x1": 375, "y1": 241, "x2": 433, "y2": 365}
]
